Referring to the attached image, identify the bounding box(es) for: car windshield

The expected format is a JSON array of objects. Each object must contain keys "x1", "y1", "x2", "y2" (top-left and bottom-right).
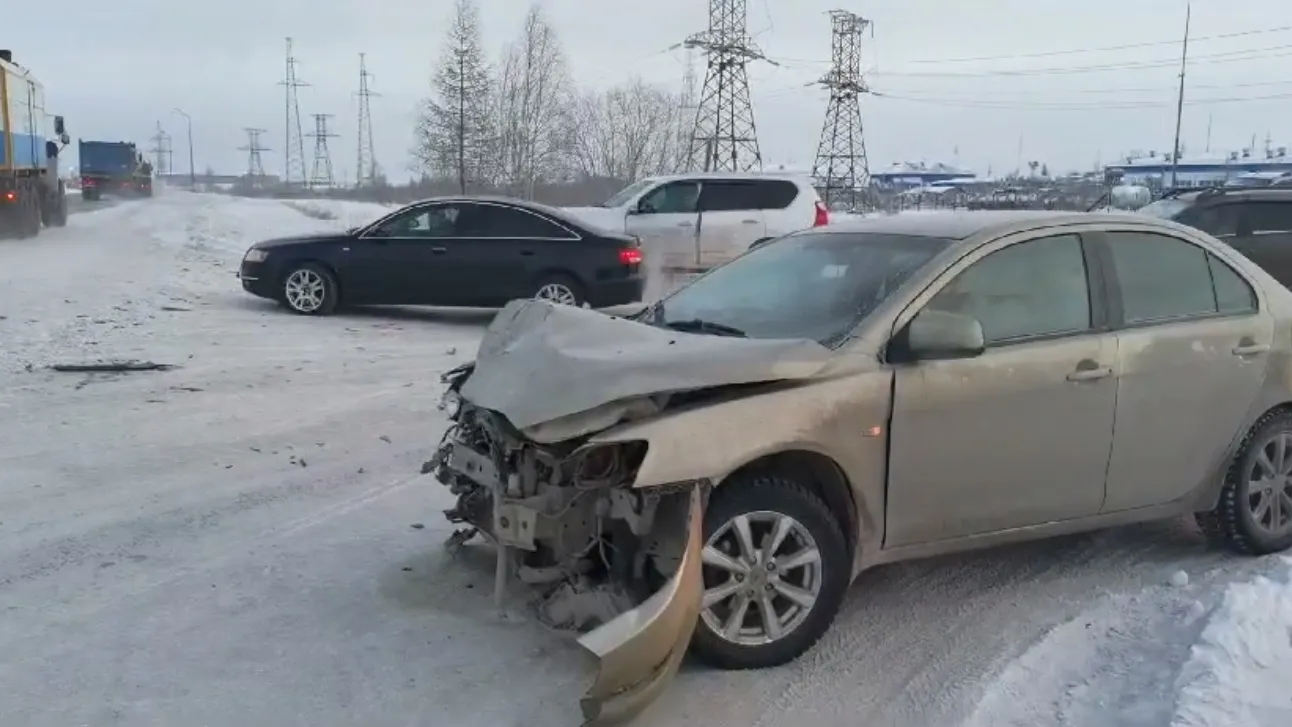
[
  {"x1": 651, "y1": 231, "x2": 953, "y2": 345},
  {"x1": 601, "y1": 178, "x2": 655, "y2": 208},
  {"x1": 1137, "y1": 198, "x2": 1191, "y2": 220}
]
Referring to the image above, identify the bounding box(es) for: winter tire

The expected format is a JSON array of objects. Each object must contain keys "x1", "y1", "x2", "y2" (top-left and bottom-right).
[
  {"x1": 1197, "y1": 409, "x2": 1292, "y2": 555},
  {"x1": 281, "y1": 263, "x2": 339, "y2": 316},
  {"x1": 51, "y1": 183, "x2": 68, "y2": 227},
  {"x1": 533, "y1": 274, "x2": 584, "y2": 307},
  {"x1": 689, "y1": 471, "x2": 850, "y2": 670}
]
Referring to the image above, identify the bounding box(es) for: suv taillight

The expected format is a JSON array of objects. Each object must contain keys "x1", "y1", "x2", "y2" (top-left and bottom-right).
[
  {"x1": 813, "y1": 200, "x2": 829, "y2": 227},
  {"x1": 619, "y1": 247, "x2": 642, "y2": 265}
]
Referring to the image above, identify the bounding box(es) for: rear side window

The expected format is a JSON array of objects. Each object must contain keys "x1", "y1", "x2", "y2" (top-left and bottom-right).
[
  {"x1": 1208, "y1": 253, "x2": 1257, "y2": 313},
  {"x1": 1104, "y1": 231, "x2": 1222, "y2": 323},
  {"x1": 1245, "y1": 201, "x2": 1292, "y2": 234},
  {"x1": 752, "y1": 180, "x2": 800, "y2": 209},
  {"x1": 698, "y1": 181, "x2": 760, "y2": 212},
  {"x1": 459, "y1": 204, "x2": 571, "y2": 238}
]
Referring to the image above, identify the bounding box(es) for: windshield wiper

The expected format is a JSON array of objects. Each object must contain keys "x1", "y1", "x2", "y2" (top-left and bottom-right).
[{"x1": 661, "y1": 318, "x2": 747, "y2": 337}]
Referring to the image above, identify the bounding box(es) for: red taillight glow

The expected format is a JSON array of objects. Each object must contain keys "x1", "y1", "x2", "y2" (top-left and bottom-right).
[
  {"x1": 813, "y1": 200, "x2": 829, "y2": 227},
  {"x1": 619, "y1": 247, "x2": 643, "y2": 265},
  {"x1": 2, "y1": 191, "x2": 14, "y2": 201},
  {"x1": 82, "y1": 178, "x2": 95, "y2": 186}
]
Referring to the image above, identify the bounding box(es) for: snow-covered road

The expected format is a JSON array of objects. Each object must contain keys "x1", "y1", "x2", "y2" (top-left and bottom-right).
[{"x1": 1, "y1": 192, "x2": 1288, "y2": 727}]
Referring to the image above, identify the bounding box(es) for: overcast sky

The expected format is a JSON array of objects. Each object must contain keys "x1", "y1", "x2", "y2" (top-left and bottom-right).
[{"x1": 11, "y1": 0, "x2": 1288, "y2": 180}]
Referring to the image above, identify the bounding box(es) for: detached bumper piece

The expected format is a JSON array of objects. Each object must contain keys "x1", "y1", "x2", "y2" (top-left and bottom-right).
[{"x1": 577, "y1": 487, "x2": 703, "y2": 726}]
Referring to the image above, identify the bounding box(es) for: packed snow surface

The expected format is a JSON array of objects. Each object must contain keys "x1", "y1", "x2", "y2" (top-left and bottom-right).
[{"x1": 1, "y1": 191, "x2": 1290, "y2": 727}]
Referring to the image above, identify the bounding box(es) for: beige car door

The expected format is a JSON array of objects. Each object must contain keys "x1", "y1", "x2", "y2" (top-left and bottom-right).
[
  {"x1": 885, "y1": 232, "x2": 1118, "y2": 547},
  {"x1": 1096, "y1": 230, "x2": 1273, "y2": 511}
]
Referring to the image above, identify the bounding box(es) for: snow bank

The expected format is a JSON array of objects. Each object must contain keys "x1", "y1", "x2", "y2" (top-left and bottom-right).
[{"x1": 1171, "y1": 560, "x2": 1292, "y2": 727}]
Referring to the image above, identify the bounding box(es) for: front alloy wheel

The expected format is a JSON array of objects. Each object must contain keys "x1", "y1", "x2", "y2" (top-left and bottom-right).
[
  {"x1": 700, "y1": 511, "x2": 823, "y2": 646},
  {"x1": 282, "y1": 264, "x2": 338, "y2": 315},
  {"x1": 689, "y1": 472, "x2": 849, "y2": 670}
]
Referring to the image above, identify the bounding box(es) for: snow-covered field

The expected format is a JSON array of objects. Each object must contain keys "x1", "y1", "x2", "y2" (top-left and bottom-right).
[{"x1": 1, "y1": 192, "x2": 1289, "y2": 727}]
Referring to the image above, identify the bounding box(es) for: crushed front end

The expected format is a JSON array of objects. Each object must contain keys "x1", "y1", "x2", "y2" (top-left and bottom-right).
[{"x1": 427, "y1": 363, "x2": 704, "y2": 726}]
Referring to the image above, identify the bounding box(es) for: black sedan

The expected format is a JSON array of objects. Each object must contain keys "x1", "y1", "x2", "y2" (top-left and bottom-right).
[{"x1": 238, "y1": 196, "x2": 645, "y2": 315}]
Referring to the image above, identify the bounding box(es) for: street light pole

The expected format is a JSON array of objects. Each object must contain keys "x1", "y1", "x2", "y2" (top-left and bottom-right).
[{"x1": 173, "y1": 108, "x2": 195, "y2": 189}]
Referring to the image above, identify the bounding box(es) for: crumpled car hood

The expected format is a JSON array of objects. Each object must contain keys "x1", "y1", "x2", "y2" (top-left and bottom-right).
[{"x1": 458, "y1": 299, "x2": 835, "y2": 436}]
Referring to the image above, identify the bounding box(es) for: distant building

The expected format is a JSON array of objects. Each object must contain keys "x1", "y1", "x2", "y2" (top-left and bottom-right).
[
  {"x1": 1105, "y1": 146, "x2": 1292, "y2": 188},
  {"x1": 870, "y1": 161, "x2": 976, "y2": 190}
]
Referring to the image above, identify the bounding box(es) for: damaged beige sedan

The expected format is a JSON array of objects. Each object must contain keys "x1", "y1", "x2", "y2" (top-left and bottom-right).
[{"x1": 429, "y1": 211, "x2": 1292, "y2": 724}]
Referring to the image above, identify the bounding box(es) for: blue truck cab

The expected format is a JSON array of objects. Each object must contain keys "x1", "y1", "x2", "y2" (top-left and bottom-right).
[
  {"x1": 0, "y1": 49, "x2": 69, "y2": 237},
  {"x1": 79, "y1": 140, "x2": 152, "y2": 201}
]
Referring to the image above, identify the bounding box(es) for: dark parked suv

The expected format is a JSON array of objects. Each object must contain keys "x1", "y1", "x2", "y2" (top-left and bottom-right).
[{"x1": 1139, "y1": 188, "x2": 1292, "y2": 286}]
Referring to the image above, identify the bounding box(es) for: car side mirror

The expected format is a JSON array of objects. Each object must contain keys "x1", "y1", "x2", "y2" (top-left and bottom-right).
[
  {"x1": 903, "y1": 309, "x2": 985, "y2": 361},
  {"x1": 626, "y1": 207, "x2": 640, "y2": 216}
]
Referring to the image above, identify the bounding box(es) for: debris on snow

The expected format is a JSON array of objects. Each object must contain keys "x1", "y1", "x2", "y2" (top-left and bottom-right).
[
  {"x1": 1170, "y1": 570, "x2": 1191, "y2": 588},
  {"x1": 48, "y1": 360, "x2": 178, "y2": 373},
  {"x1": 538, "y1": 579, "x2": 635, "y2": 632}
]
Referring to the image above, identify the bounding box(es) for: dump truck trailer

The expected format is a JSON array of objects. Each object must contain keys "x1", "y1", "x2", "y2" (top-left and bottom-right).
[
  {"x1": 80, "y1": 141, "x2": 152, "y2": 200},
  {"x1": 0, "y1": 49, "x2": 69, "y2": 238}
]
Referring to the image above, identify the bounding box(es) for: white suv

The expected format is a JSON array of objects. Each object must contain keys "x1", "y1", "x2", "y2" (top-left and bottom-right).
[{"x1": 563, "y1": 172, "x2": 828, "y2": 271}]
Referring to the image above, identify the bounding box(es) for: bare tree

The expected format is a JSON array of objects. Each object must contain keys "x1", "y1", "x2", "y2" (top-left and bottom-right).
[
  {"x1": 414, "y1": 0, "x2": 494, "y2": 191},
  {"x1": 566, "y1": 77, "x2": 681, "y2": 182},
  {"x1": 493, "y1": 4, "x2": 573, "y2": 196}
]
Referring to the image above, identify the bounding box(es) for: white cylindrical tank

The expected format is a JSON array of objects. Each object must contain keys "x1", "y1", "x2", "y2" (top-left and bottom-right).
[{"x1": 1110, "y1": 184, "x2": 1152, "y2": 210}]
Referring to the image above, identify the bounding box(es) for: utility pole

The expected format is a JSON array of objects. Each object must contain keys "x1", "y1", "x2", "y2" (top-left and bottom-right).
[
  {"x1": 173, "y1": 108, "x2": 195, "y2": 188},
  {"x1": 675, "y1": 46, "x2": 699, "y2": 172},
  {"x1": 306, "y1": 114, "x2": 337, "y2": 190},
  {"x1": 1169, "y1": 2, "x2": 1191, "y2": 187},
  {"x1": 355, "y1": 53, "x2": 378, "y2": 189},
  {"x1": 280, "y1": 37, "x2": 309, "y2": 188},
  {"x1": 811, "y1": 10, "x2": 872, "y2": 211},
  {"x1": 682, "y1": 0, "x2": 771, "y2": 172},
  {"x1": 238, "y1": 128, "x2": 269, "y2": 184}
]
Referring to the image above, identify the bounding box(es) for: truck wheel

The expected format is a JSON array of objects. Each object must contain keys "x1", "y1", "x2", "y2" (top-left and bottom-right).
[
  {"x1": 688, "y1": 470, "x2": 851, "y2": 670},
  {"x1": 52, "y1": 183, "x2": 68, "y2": 227}
]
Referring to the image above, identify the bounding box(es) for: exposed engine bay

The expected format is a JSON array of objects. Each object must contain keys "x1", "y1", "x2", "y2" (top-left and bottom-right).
[{"x1": 428, "y1": 362, "x2": 696, "y2": 632}]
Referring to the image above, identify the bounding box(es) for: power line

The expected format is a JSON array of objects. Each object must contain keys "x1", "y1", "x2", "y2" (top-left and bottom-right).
[
  {"x1": 904, "y1": 23, "x2": 1292, "y2": 64},
  {"x1": 876, "y1": 79, "x2": 1292, "y2": 98},
  {"x1": 870, "y1": 89, "x2": 1292, "y2": 111},
  {"x1": 869, "y1": 43, "x2": 1292, "y2": 78}
]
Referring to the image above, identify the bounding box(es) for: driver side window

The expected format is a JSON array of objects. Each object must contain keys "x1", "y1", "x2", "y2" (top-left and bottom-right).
[
  {"x1": 925, "y1": 234, "x2": 1092, "y2": 345},
  {"x1": 376, "y1": 204, "x2": 459, "y2": 237},
  {"x1": 638, "y1": 181, "x2": 700, "y2": 214}
]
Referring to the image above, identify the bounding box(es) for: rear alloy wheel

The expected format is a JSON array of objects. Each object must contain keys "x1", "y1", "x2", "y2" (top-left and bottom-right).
[
  {"x1": 690, "y1": 473, "x2": 849, "y2": 670},
  {"x1": 533, "y1": 275, "x2": 584, "y2": 307},
  {"x1": 1197, "y1": 410, "x2": 1292, "y2": 555},
  {"x1": 281, "y1": 263, "x2": 338, "y2": 315}
]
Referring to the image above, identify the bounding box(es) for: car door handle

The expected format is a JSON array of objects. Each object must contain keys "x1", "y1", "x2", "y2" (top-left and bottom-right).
[
  {"x1": 677, "y1": 222, "x2": 694, "y2": 227},
  {"x1": 1232, "y1": 343, "x2": 1270, "y2": 356},
  {"x1": 1066, "y1": 365, "x2": 1112, "y2": 382},
  {"x1": 741, "y1": 219, "x2": 759, "y2": 224},
  {"x1": 430, "y1": 247, "x2": 447, "y2": 254},
  {"x1": 519, "y1": 250, "x2": 534, "y2": 256}
]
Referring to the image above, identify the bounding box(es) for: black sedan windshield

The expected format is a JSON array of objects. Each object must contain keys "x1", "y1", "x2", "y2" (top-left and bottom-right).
[{"x1": 654, "y1": 231, "x2": 952, "y2": 344}]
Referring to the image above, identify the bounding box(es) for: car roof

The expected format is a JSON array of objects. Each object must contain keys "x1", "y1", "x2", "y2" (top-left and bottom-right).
[
  {"x1": 821, "y1": 210, "x2": 1154, "y2": 239},
  {"x1": 646, "y1": 171, "x2": 814, "y2": 186},
  {"x1": 1174, "y1": 187, "x2": 1292, "y2": 203},
  {"x1": 411, "y1": 194, "x2": 610, "y2": 231}
]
